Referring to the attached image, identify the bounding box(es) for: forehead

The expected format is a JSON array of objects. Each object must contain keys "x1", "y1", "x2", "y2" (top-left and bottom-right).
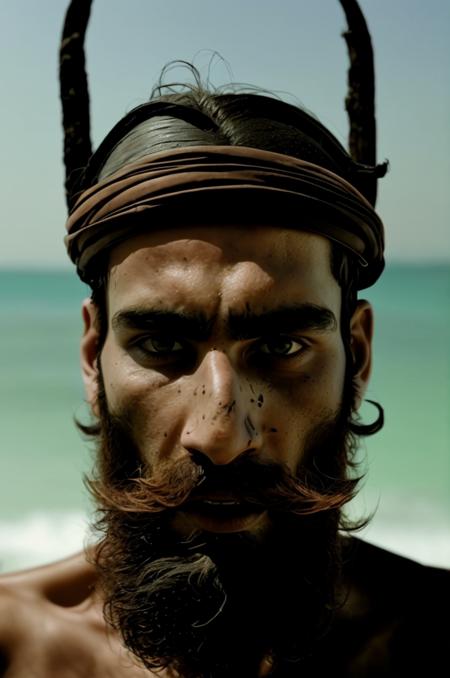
[{"x1": 106, "y1": 226, "x2": 340, "y2": 316}]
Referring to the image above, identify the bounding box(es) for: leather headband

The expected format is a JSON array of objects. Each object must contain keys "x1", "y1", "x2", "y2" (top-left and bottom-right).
[{"x1": 65, "y1": 145, "x2": 385, "y2": 288}]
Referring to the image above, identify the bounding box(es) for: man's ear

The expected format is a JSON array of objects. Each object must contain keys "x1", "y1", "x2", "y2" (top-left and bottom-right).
[
  {"x1": 80, "y1": 299, "x2": 102, "y2": 417},
  {"x1": 349, "y1": 300, "x2": 374, "y2": 410}
]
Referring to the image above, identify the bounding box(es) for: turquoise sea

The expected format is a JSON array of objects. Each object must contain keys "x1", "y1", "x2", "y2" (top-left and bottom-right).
[{"x1": 0, "y1": 266, "x2": 449, "y2": 572}]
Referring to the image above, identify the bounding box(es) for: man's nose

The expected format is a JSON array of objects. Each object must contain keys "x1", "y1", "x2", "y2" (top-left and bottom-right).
[{"x1": 180, "y1": 350, "x2": 261, "y2": 465}]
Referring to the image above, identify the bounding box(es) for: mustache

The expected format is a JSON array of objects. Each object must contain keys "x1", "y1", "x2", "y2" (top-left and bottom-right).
[{"x1": 87, "y1": 449, "x2": 358, "y2": 519}]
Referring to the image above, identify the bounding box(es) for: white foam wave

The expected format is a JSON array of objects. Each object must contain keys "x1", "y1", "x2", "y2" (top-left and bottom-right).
[
  {"x1": 348, "y1": 492, "x2": 450, "y2": 569},
  {"x1": 357, "y1": 522, "x2": 450, "y2": 568},
  {"x1": 0, "y1": 511, "x2": 90, "y2": 573}
]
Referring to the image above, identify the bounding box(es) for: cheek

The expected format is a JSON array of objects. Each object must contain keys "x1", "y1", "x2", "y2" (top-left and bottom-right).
[
  {"x1": 265, "y1": 345, "x2": 346, "y2": 470},
  {"x1": 100, "y1": 347, "x2": 183, "y2": 463}
]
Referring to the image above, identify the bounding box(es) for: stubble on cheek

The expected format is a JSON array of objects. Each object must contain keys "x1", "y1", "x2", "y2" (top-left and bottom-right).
[
  {"x1": 274, "y1": 370, "x2": 342, "y2": 474},
  {"x1": 101, "y1": 365, "x2": 186, "y2": 468}
]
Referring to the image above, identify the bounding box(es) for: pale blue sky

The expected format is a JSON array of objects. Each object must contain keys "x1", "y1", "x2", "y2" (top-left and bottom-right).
[{"x1": 1, "y1": 0, "x2": 449, "y2": 268}]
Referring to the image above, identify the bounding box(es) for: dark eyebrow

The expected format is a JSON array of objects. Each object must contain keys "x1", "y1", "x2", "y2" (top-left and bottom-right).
[
  {"x1": 111, "y1": 308, "x2": 213, "y2": 341},
  {"x1": 228, "y1": 304, "x2": 337, "y2": 340},
  {"x1": 112, "y1": 303, "x2": 337, "y2": 342}
]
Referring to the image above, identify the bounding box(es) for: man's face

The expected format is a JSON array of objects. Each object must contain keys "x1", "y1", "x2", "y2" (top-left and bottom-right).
[{"x1": 86, "y1": 226, "x2": 352, "y2": 531}]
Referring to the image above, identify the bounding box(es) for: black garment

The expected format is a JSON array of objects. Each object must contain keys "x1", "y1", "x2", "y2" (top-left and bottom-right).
[{"x1": 288, "y1": 537, "x2": 450, "y2": 677}]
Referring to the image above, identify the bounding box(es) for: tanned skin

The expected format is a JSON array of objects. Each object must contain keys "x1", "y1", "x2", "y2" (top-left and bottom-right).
[{"x1": 0, "y1": 552, "x2": 152, "y2": 677}]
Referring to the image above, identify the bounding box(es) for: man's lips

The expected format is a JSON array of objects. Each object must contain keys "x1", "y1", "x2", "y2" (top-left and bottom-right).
[
  {"x1": 187, "y1": 491, "x2": 246, "y2": 504},
  {"x1": 180, "y1": 495, "x2": 267, "y2": 533},
  {"x1": 186, "y1": 498, "x2": 254, "y2": 512}
]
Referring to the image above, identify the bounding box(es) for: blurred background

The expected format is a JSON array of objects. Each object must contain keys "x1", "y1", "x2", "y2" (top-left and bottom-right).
[{"x1": 0, "y1": 0, "x2": 449, "y2": 572}]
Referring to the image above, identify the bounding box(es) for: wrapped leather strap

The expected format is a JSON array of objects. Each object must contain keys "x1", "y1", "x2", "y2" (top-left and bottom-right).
[{"x1": 65, "y1": 145, "x2": 385, "y2": 288}]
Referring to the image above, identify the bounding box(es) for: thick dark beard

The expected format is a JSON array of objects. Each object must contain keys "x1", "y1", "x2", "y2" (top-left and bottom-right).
[{"x1": 87, "y1": 375, "x2": 359, "y2": 678}]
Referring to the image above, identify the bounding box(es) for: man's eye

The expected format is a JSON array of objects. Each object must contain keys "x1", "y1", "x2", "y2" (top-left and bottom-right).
[
  {"x1": 258, "y1": 337, "x2": 304, "y2": 357},
  {"x1": 137, "y1": 336, "x2": 184, "y2": 355}
]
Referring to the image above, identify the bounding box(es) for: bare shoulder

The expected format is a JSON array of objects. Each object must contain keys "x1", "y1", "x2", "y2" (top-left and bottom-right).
[
  {"x1": 0, "y1": 550, "x2": 95, "y2": 649},
  {"x1": 0, "y1": 550, "x2": 96, "y2": 606},
  {"x1": 0, "y1": 552, "x2": 154, "y2": 677}
]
